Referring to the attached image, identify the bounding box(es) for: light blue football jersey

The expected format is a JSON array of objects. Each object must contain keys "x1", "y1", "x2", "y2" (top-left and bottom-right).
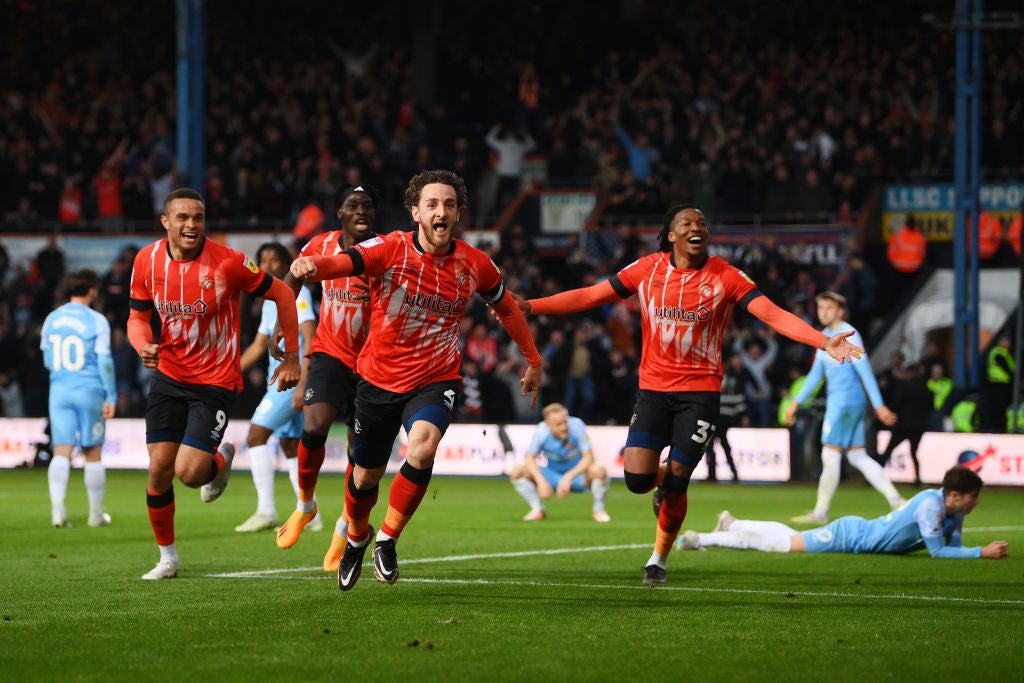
[
  {"x1": 40, "y1": 301, "x2": 116, "y2": 403},
  {"x1": 794, "y1": 322, "x2": 884, "y2": 409},
  {"x1": 258, "y1": 285, "x2": 316, "y2": 376},
  {"x1": 527, "y1": 416, "x2": 592, "y2": 473},
  {"x1": 803, "y1": 488, "x2": 980, "y2": 558}
]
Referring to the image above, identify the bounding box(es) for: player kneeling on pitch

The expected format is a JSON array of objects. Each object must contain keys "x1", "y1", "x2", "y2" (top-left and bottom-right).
[
  {"x1": 675, "y1": 465, "x2": 1008, "y2": 559},
  {"x1": 509, "y1": 403, "x2": 611, "y2": 523}
]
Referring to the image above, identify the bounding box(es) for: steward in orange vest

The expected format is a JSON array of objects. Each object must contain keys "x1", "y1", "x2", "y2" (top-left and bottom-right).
[
  {"x1": 1008, "y1": 209, "x2": 1022, "y2": 258},
  {"x1": 887, "y1": 214, "x2": 927, "y2": 273},
  {"x1": 976, "y1": 211, "x2": 1002, "y2": 261}
]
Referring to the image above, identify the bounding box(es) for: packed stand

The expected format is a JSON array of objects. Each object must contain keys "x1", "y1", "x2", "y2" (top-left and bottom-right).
[{"x1": 0, "y1": 0, "x2": 1021, "y2": 430}]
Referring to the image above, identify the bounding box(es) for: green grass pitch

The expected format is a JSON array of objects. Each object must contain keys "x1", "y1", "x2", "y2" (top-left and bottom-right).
[{"x1": 2, "y1": 468, "x2": 1022, "y2": 682}]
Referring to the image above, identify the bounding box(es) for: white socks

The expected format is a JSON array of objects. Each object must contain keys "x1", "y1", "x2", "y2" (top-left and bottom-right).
[
  {"x1": 646, "y1": 551, "x2": 667, "y2": 568},
  {"x1": 846, "y1": 447, "x2": 903, "y2": 506},
  {"x1": 247, "y1": 444, "x2": 276, "y2": 516},
  {"x1": 732, "y1": 519, "x2": 798, "y2": 536},
  {"x1": 698, "y1": 530, "x2": 793, "y2": 553},
  {"x1": 286, "y1": 456, "x2": 301, "y2": 499},
  {"x1": 513, "y1": 477, "x2": 543, "y2": 512},
  {"x1": 159, "y1": 542, "x2": 178, "y2": 562},
  {"x1": 813, "y1": 448, "x2": 842, "y2": 517},
  {"x1": 48, "y1": 455, "x2": 71, "y2": 516},
  {"x1": 83, "y1": 461, "x2": 106, "y2": 515},
  {"x1": 590, "y1": 477, "x2": 609, "y2": 512}
]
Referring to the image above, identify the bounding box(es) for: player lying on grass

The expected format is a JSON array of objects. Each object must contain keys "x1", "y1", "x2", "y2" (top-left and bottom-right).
[{"x1": 676, "y1": 465, "x2": 1008, "y2": 559}]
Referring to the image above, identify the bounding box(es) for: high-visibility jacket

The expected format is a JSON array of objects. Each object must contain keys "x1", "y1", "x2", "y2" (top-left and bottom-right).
[
  {"x1": 927, "y1": 376, "x2": 953, "y2": 411},
  {"x1": 950, "y1": 399, "x2": 977, "y2": 432},
  {"x1": 987, "y1": 346, "x2": 1015, "y2": 384},
  {"x1": 887, "y1": 226, "x2": 927, "y2": 273},
  {"x1": 976, "y1": 212, "x2": 1002, "y2": 260},
  {"x1": 1008, "y1": 214, "x2": 1022, "y2": 257}
]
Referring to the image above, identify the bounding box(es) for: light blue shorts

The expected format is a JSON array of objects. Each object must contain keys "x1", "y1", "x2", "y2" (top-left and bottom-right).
[
  {"x1": 802, "y1": 517, "x2": 869, "y2": 553},
  {"x1": 820, "y1": 404, "x2": 867, "y2": 449},
  {"x1": 250, "y1": 388, "x2": 303, "y2": 439},
  {"x1": 539, "y1": 464, "x2": 586, "y2": 492},
  {"x1": 49, "y1": 386, "x2": 106, "y2": 447}
]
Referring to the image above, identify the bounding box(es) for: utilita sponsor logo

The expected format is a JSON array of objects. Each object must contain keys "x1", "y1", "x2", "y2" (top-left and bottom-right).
[
  {"x1": 156, "y1": 299, "x2": 208, "y2": 316},
  {"x1": 323, "y1": 287, "x2": 365, "y2": 302},
  {"x1": 655, "y1": 305, "x2": 710, "y2": 321},
  {"x1": 404, "y1": 292, "x2": 466, "y2": 316}
]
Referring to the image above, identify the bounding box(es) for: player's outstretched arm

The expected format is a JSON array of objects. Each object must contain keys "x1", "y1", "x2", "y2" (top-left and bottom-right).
[
  {"x1": 747, "y1": 295, "x2": 863, "y2": 363},
  {"x1": 290, "y1": 253, "x2": 356, "y2": 282},
  {"x1": 527, "y1": 280, "x2": 622, "y2": 316}
]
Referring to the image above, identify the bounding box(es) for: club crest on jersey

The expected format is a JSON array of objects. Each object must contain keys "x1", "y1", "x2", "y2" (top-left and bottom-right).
[
  {"x1": 737, "y1": 270, "x2": 755, "y2": 284},
  {"x1": 244, "y1": 256, "x2": 259, "y2": 274},
  {"x1": 699, "y1": 284, "x2": 713, "y2": 298},
  {"x1": 455, "y1": 270, "x2": 469, "y2": 288},
  {"x1": 200, "y1": 276, "x2": 213, "y2": 290}
]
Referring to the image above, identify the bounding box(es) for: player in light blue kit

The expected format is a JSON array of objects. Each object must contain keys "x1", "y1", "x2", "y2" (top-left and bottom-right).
[
  {"x1": 676, "y1": 465, "x2": 1008, "y2": 559},
  {"x1": 41, "y1": 269, "x2": 117, "y2": 528},
  {"x1": 234, "y1": 243, "x2": 320, "y2": 532},
  {"x1": 783, "y1": 292, "x2": 904, "y2": 524},
  {"x1": 509, "y1": 402, "x2": 611, "y2": 522}
]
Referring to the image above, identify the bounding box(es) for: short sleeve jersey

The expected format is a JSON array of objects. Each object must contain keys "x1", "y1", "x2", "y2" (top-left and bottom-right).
[
  {"x1": 350, "y1": 230, "x2": 505, "y2": 393},
  {"x1": 258, "y1": 285, "x2": 316, "y2": 378},
  {"x1": 527, "y1": 416, "x2": 592, "y2": 469},
  {"x1": 613, "y1": 253, "x2": 757, "y2": 392},
  {"x1": 299, "y1": 230, "x2": 372, "y2": 369},
  {"x1": 40, "y1": 301, "x2": 116, "y2": 403},
  {"x1": 129, "y1": 237, "x2": 272, "y2": 391}
]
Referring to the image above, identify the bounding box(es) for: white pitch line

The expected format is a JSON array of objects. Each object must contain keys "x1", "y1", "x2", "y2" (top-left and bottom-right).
[
  {"x1": 207, "y1": 543, "x2": 651, "y2": 578},
  {"x1": 398, "y1": 577, "x2": 1024, "y2": 605},
  {"x1": 207, "y1": 539, "x2": 1024, "y2": 607}
]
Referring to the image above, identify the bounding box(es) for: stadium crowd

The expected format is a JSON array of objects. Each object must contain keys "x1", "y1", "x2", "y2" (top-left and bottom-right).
[{"x1": 0, "y1": 1, "x2": 1021, "y2": 433}]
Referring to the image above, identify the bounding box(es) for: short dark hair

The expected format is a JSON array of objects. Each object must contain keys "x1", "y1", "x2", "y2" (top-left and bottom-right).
[
  {"x1": 255, "y1": 242, "x2": 292, "y2": 267},
  {"x1": 942, "y1": 465, "x2": 983, "y2": 495},
  {"x1": 162, "y1": 188, "x2": 205, "y2": 215},
  {"x1": 65, "y1": 269, "x2": 100, "y2": 297},
  {"x1": 657, "y1": 203, "x2": 702, "y2": 252},
  {"x1": 404, "y1": 170, "x2": 468, "y2": 210}
]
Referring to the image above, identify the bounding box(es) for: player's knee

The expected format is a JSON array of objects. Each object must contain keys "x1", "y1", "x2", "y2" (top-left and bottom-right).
[
  {"x1": 663, "y1": 472, "x2": 690, "y2": 493},
  {"x1": 300, "y1": 430, "x2": 328, "y2": 450},
  {"x1": 624, "y1": 470, "x2": 657, "y2": 494},
  {"x1": 302, "y1": 405, "x2": 334, "y2": 434}
]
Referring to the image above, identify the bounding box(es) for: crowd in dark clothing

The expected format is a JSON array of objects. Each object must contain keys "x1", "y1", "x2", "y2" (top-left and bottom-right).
[
  {"x1": 3, "y1": 1, "x2": 1022, "y2": 230},
  {"x1": 1, "y1": 1, "x2": 1022, "y2": 427}
]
